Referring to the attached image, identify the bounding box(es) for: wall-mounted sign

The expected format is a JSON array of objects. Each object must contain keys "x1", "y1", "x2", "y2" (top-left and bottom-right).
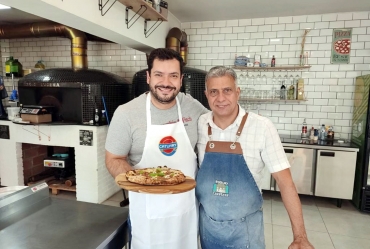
[
  {"x1": 80, "y1": 130, "x2": 93, "y2": 146},
  {"x1": 0, "y1": 125, "x2": 10, "y2": 139},
  {"x1": 331, "y1": 28, "x2": 352, "y2": 64}
]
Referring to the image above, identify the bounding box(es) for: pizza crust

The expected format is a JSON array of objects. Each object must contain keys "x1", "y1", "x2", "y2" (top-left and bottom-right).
[{"x1": 125, "y1": 166, "x2": 186, "y2": 185}]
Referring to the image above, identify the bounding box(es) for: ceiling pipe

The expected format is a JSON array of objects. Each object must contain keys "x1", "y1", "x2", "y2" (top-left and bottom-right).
[
  {"x1": 0, "y1": 22, "x2": 110, "y2": 71},
  {"x1": 166, "y1": 27, "x2": 188, "y2": 65}
]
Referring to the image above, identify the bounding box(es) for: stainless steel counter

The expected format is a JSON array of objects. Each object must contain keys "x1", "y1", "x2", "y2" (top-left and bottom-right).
[
  {"x1": 280, "y1": 135, "x2": 359, "y2": 152},
  {"x1": 0, "y1": 184, "x2": 129, "y2": 249}
]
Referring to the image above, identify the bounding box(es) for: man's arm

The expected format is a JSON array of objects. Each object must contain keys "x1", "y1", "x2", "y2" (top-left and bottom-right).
[
  {"x1": 105, "y1": 150, "x2": 134, "y2": 178},
  {"x1": 272, "y1": 169, "x2": 314, "y2": 249}
]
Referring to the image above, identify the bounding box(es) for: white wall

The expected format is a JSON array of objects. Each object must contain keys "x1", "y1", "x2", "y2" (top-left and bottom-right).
[
  {"x1": 182, "y1": 11, "x2": 370, "y2": 139},
  {"x1": 0, "y1": 0, "x2": 181, "y2": 53}
]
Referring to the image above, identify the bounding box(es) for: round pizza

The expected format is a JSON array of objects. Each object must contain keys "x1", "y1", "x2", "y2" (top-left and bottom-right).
[{"x1": 125, "y1": 166, "x2": 186, "y2": 185}]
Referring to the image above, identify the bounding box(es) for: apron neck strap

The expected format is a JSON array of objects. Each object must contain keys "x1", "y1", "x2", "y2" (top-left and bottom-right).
[
  {"x1": 146, "y1": 92, "x2": 182, "y2": 127},
  {"x1": 208, "y1": 113, "x2": 249, "y2": 138}
]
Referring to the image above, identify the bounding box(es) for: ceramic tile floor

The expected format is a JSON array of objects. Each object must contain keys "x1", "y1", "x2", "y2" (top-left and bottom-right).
[{"x1": 52, "y1": 190, "x2": 370, "y2": 249}]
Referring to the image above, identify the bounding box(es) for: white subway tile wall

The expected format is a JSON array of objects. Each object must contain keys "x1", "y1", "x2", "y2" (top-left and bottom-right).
[
  {"x1": 0, "y1": 38, "x2": 147, "y2": 107},
  {"x1": 182, "y1": 11, "x2": 370, "y2": 140}
]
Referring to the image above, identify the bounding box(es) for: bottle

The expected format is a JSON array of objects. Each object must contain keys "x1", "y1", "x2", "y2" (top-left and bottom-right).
[
  {"x1": 287, "y1": 81, "x2": 295, "y2": 100},
  {"x1": 319, "y1": 124, "x2": 326, "y2": 140},
  {"x1": 35, "y1": 60, "x2": 45, "y2": 69},
  {"x1": 152, "y1": 0, "x2": 161, "y2": 12},
  {"x1": 11, "y1": 59, "x2": 22, "y2": 77},
  {"x1": 5, "y1": 56, "x2": 14, "y2": 77},
  {"x1": 327, "y1": 126, "x2": 334, "y2": 140},
  {"x1": 271, "y1": 55, "x2": 275, "y2": 67},
  {"x1": 93, "y1": 108, "x2": 100, "y2": 125},
  {"x1": 296, "y1": 78, "x2": 305, "y2": 100},
  {"x1": 101, "y1": 110, "x2": 107, "y2": 125},
  {"x1": 301, "y1": 118, "x2": 307, "y2": 138},
  {"x1": 280, "y1": 80, "x2": 286, "y2": 100},
  {"x1": 314, "y1": 129, "x2": 319, "y2": 141},
  {"x1": 310, "y1": 127, "x2": 314, "y2": 140}
]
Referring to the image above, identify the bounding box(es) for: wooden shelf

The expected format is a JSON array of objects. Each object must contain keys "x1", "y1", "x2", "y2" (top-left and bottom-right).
[
  {"x1": 233, "y1": 65, "x2": 311, "y2": 71},
  {"x1": 119, "y1": 0, "x2": 168, "y2": 21},
  {"x1": 239, "y1": 98, "x2": 308, "y2": 103}
]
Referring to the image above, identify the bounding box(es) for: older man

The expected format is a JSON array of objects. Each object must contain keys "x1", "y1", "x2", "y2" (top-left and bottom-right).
[{"x1": 195, "y1": 66, "x2": 314, "y2": 249}]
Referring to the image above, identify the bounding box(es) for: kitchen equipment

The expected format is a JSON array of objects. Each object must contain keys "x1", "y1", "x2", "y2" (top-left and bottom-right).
[
  {"x1": 260, "y1": 167, "x2": 271, "y2": 190},
  {"x1": 152, "y1": 0, "x2": 161, "y2": 12},
  {"x1": 20, "y1": 105, "x2": 53, "y2": 123},
  {"x1": 115, "y1": 174, "x2": 196, "y2": 194},
  {"x1": 315, "y1": 150, "x2": 357, "y2": 200},
  {"x1": 7, "y1": 107, "x2": 20, "y2": 121},
  {"x1": 18, "y1": 68, "x2": 133, "y2": 125},
  {"x1": 0, "y1": 186, "x2": 28, "y2": 198},
  {"x1": 132, "y1": 67, "x2": 209, "y2": 109},
  {"x1": 351, "y1": 74, "x2": 370, "y2": 212},
  {"x1": 254, "y1": 54, "x2": 261, "y2": 67},
  {"x1": 275, "y1": 147, "x2": 315, "y2": 195},
  {"x1": 44, "y1": 148, "x2": 75, "y2": 180},
  {"x1": 234, "y1": 55, "x2": 249, "y2": 66},
  {"x1": 0, "y1": 183, "x2": 129, "y2": 249},
  {"x1": 9, "y1": 74, "x2": 18, "y2": 102},
  {"x1": 160, "y1": 0, "x2": 168, "y2": 18}
]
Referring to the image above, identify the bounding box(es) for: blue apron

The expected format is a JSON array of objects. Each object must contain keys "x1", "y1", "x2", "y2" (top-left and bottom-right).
[{"x1": 195, "y1": 114, "x2": 265, "y2": 249}]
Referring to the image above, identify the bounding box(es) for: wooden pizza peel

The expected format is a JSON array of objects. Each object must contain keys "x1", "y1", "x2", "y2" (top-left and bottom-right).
[{"x1": 115, "y1": 174, "x2": 196, "y2": 194}]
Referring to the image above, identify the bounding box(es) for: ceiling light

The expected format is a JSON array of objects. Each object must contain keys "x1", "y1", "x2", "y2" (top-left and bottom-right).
[{"x1": 0, "y1": 4, "x2": 11, "y2": 9}]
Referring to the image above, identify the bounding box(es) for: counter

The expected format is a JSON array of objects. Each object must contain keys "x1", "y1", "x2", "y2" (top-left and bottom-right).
[
  {"x1": 264, "y1": 135, "x2": 360, "y2": 203},
  {"x1": 279, "y1": 135, "x2": 359, "y2": 152},
  {"x1": 0, "y1": 184, "x2": 129, "y2": 249}
]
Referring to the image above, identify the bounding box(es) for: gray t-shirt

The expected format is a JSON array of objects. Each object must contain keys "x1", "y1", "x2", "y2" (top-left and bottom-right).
[{"x1": 105, "y1": 92, "x2": 209, "y2": 166}]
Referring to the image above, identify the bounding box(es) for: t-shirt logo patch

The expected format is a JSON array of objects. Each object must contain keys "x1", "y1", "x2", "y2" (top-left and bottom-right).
[
  {"x1": 213, "y1": 180, "x2": 229, "y2": 197},
  {"x1": 159, "y1": 136, "x2": 178, "y2": 156}
]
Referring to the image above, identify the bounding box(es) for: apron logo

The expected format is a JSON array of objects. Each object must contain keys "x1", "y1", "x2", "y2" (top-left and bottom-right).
[
  {"x1": 159, "y1": 136, "x2": 178, "y2": 156},
  {"x1": 213, "y1": 180, "x2": 229, "y2": 197}
]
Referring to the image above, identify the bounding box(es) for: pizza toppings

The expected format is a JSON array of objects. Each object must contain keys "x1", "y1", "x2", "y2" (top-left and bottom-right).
[
  {"x1": 125, "y1": 166, "x2": 186, "y2": 185},
  {"x1": 334, "y1": 39, "x2": 351, "y2": 54}
]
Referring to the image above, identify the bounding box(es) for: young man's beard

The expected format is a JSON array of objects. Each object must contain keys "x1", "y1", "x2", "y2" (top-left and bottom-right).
[{"x1": 150, "y1": 85, "x2": 180, "y2": 104}]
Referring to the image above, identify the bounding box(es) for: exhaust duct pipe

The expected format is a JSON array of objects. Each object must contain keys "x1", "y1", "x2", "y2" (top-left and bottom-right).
[
  {"x1": 0, "y1": 22, "x2": 108, "y2": 71},
  {"x1": 166, "y1": 27, "x2": 188, "y2": 65}
]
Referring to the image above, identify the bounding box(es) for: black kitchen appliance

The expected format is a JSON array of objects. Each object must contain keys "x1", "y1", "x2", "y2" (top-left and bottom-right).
[
  {"x1": 43, "y1": 146, "x2": 75, "y2": 180},
  {"x1": 44, "y1": 154, "x2": 74, "y2": 180},
  {"x1": 132, "y1": 67, "x2": 209, "y2": 109},
  {"x1": 18, "y1": 68, "x2": 133, "y2": 125},
  {"x1": 351, "y1": 74, "x2": 370, "y2": 212}
]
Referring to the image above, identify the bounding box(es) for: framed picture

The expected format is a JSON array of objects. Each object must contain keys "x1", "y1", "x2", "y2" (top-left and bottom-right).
[
  {"x1": 0, "y1": 125, "x2": 10, "y2": 139},
  {"x1": 331, "y1": 28, "x2": 352, "y2": 64},
  {"x1": 80, "y1": 130, "x2": 93, "y2": 146}
]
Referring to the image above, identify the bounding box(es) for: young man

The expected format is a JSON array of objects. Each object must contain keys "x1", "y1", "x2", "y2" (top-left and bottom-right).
[
  {"x1": 196, "y1": 66, "x2": 314, "y2": 249},
  {"x1": 105, "y1": 48, "x2": 208, "y2": 249}
]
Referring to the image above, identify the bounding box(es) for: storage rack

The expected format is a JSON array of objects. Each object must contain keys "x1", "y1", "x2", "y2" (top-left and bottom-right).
[{"x1": 98, "y1": 0, "x2": 167, "y2": 38}]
